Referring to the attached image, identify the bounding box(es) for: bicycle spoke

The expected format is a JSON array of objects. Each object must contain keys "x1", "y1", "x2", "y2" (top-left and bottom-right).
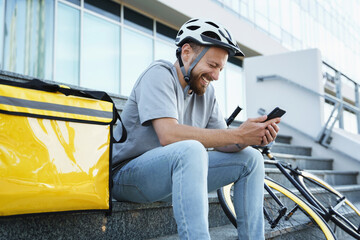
[
  {"x1": 298, "y1": 173, "x2": 360, "y2": 239},
  {"x1": 264, "y1": 180, "x2": 334, "y2": 239}
]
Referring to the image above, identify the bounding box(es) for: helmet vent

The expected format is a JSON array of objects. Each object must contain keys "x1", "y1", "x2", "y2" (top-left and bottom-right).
[
  {"x1": 224, "y1": 29, "x2": 232, "y2": 40},
  {"x1": 202, "y1": 31, "x2": 221, "y2": 41},
  {"x1": 187, "y1": 25, "x2": 200, "y2": 31},
  {"x1": 205, "y1": 21, "x2": 219, "y2": 28},
  {"x1": 187, "y1": 19, "x2": 198, "y2": 24},
  {"x1": 226, "y1": 38, "x2": 235, "y2": 46},
  {"x1": 177, "y1": 30, "x2": 184, "y2": 36}
]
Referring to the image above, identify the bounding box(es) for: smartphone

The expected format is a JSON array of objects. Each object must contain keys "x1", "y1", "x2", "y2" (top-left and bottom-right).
[{"x1": 264, "y1": 107, "x2": 286, "y2": 122}]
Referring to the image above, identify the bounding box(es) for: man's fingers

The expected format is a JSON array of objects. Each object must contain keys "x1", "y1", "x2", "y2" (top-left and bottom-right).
[
  {"x1": 250, "y1": 115, "x2": 267, "y2": 123},
  {"x1": 267, "y1": 124, "x2": 277, "y2": 139}
]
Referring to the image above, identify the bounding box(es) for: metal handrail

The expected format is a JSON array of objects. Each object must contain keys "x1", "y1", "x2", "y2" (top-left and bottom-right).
[
  {"x1": 257, "y1": 75, "x2": 360, "y2": 114},
  {"x1": 257, "y1": 74, "x2": 360, "y2": 147}
]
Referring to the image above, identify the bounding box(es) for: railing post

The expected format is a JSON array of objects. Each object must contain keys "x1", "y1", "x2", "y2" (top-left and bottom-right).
[
  {"x1": 335, "y1": 71, "x2": 344, "y2": 129},
  {"x1": 355, "y1": 84, "x2": 360, "y2": 134}
]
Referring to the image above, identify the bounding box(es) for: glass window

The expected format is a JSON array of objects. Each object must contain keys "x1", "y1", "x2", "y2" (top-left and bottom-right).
[
  {"x1": 3, "y1": 0, "x2": 54, "y2": 79},
  {"x1": 155, "y1": 40, "x2": 176, "y2": 63},
  {"x1": 65, "y1": 0, "x2": 80, "y2": 6},
  {"x1": 268, "y1": 0, "x2": 280, "y2": 25},
  {"x1": 226, "y1": 63, "x2": 245, "y2": 120},
  {"x1": 0, "y1": 0, "x2": 4, "y2": 69},
  {"x1": 212, "y1": 70, "x2": 226, "y2": 117},
  {"x1": 124, "y1": 7, "x2": 153, "y2": 35},
  {"x1": 255, "y1": 12, "x2": 268, "y2": 32},
  {"x1": 269, "y1": 23, "x2": 281, "y2": 41},
  {"x1": 254, "y1": 0, "x2": 268, "y2": 17},
  {"x1": 240, "y1": 2, "x2": 248, "y2": 18},
  {"x1": 121, "y1": 28, "x2": 153, "y2": 96},
  {"x1": 84, "y1": 0, "x2": 120, "y2": 22},
  {"x1": 55, "y1": 3, "x2": 80, "y2": 86},
  {"x1": 280, "y1": 1, "x2": 292, "y2": 34},
  {"x1": 82, "y1": 13, "x2": 120, "y2": 94},
  {"x1": 156, "y1": 21, "x2": 177, "y2": 42}
]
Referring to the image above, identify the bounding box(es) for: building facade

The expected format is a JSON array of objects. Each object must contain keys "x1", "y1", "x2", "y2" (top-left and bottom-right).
[{"x1": 0, "y1": 0, "x2": 359, "y2": 132}]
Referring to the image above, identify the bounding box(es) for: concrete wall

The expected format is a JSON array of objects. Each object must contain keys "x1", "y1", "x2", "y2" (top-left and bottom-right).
[
  {"x1": 122, "y1": 0, "x2": 289, "y2": 57},
  {"x1": 244, "y1": 49, "x2": 360, "y2": 181},
  {"x1": 244, "y1": 48, "x2": 324, "y2": 139}
]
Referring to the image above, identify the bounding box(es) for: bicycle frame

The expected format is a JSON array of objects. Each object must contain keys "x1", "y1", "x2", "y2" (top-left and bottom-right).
[{"x1": 262, "y1": 147, "x2": 360, "y2": 236}]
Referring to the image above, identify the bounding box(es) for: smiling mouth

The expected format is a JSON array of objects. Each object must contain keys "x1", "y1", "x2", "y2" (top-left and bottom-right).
[{"x1": 201, "y1": 76, "x2": 210, "y2": 86}]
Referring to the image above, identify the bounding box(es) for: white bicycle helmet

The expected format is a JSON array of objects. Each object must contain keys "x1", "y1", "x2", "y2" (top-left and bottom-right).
[{"x1": 175, "y1": 18, "x2": 244, "y2": 57}]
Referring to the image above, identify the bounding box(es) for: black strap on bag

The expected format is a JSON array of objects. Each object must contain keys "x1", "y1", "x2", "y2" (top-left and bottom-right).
[{"x1": 23, "y1": 78, "x2": 127, "y2": 143}]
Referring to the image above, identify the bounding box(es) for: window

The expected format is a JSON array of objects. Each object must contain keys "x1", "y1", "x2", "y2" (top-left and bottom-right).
[
  {"x1": 212, "y1": 70, "x2": 226, "y2": 117},
  {"x1": 84, "y1": 0, "x2": 120, "y2": 22},
  {"x1": 121, "y1": 28, "x2": 153, "y2": 96},
  {"x1": 82, "y1": 13, "x2": 120, "y2": 93},
  {"x1": 55, "y1": 3, "x2": 80, "y2": 85},
  {"x1": 3, "y1": 0, "x2": 54, "y2": 79},
  {"x1": 226, "y1": 63, "x2": 245, "y2": 120},
  {"x1": 0, "y1": 0, "x2": 4, "y2": 69},
  {"x1": 156, "y1": 21, "x2": 177, "y2": 42},
  {"x1": 124, "y1": 7, "x2": 153, "y2": 35},
  {"x1": 154, "y1": 41, "x2": 176, "y2": 63},
  {"x1": 64, "y1": 0, "x2": 80, "y2": 6},
  {"x1": 155, "y1": 22, "x2": 177, "y2": 62},
  {"x1": 212, "y1": 61, "x2": 244, "y2": 120}
]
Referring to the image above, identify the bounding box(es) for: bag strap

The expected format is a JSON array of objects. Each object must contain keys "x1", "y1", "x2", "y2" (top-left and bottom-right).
[{"x1": 23, "y1": 79, "x2": 127, "y2": 143}]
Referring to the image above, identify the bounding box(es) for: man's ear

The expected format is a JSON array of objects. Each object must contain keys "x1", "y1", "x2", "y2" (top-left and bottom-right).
[{"x1": 181, "y1": 43, "x2": 193, "y2": 62}]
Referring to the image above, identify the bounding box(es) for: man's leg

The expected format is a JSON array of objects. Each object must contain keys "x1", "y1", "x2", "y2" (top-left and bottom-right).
[
  {"x1": 112, "y1": 140, "x2": 210, "y2": 240},
  {"x1": 207, "y1": 147, "x2": 265, "y2": 240}
]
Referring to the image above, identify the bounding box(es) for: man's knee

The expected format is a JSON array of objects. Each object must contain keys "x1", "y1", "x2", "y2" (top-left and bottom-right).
[
  {"x1": 235, "y1": 147, "x2": 264, "y2": 177},
  {"x1": 170, "y1": 140, "x2": 208, "y2": 171}
]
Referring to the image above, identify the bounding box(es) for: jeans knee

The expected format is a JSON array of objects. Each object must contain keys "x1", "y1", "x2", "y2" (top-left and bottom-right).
[
  {"x1": 237, "y1": 147, "x2": 264, "y2": 178},
  {"x1": 249, "y1": 148, "x2": 265, "y2": 176},
  {"x1": 171, "y1": 140, "x2": 208, "y2": 172}
]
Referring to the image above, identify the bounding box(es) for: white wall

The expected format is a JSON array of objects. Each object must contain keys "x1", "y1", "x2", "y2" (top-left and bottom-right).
[
  {"x1": 244, "y1": 48, "x2": 324, "y2": 139},
  {"x1": 156, "y1": 0, "x2": 288, "y2": 56},
  {"x1": 244, "y1": 49, "x2": 360, "y2": 177}
]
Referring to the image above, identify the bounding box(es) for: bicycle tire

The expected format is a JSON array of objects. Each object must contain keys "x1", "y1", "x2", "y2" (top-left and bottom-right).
[
  {"x1": 217, "y1": 178, "x2": 336, "y2": 239},
  {"x1": 296, "y1": 171, "x2": 360, "y2": 239}
]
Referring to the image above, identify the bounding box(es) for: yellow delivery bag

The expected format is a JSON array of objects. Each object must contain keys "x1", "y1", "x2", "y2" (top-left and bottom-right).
[{"x1": 0, "y1": 79, "x2": 126, "y2": 216}]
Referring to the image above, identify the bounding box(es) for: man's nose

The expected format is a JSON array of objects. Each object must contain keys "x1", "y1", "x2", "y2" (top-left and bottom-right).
[{"x1": 211, "y1": 68, "x2": 220, "y2": 80}]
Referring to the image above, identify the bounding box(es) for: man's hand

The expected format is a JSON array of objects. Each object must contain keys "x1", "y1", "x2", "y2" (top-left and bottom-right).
[
  {"x1": 260, "y1": 122, "x2": 280, "y2": 146},
  {"x1": 236, "y1": 115, "x2": 280, "y2": 147}
]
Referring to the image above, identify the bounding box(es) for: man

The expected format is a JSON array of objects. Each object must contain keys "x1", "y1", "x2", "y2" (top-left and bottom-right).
[{"x1": 112, "y1": 18, "x2": 281, "y2": 239}]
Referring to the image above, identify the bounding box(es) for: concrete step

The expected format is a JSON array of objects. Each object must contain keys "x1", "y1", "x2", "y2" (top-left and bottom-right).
[
  {"x1": 0, "y1": 195, "x2": 230, "y2": 240},
  {"x1": 271, "y1": 143, "x2": 312, "y2": 156},
  {"x1": 309, "y1": 184, "x2": 360, "y2": 207},
  {"x1": 274, "y1": 135, "x2": 292, "y2": 145},
  {"x1": 153, "y1": 220, "x2": 339, "y2": 240},
  {"x1": 266, "y1": 168, "x2": 359, "y2": 187},
  {"x1": 150, "y1": 224, "x2": 238, "y2": 240},
  {"x1": 265, "y1": 152, "x2": 334, "y2": 170}
]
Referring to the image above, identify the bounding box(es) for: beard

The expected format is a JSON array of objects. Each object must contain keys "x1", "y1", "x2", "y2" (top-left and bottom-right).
[{"x1": 189, "y1": 71, "x2": 209, "y2": 96}]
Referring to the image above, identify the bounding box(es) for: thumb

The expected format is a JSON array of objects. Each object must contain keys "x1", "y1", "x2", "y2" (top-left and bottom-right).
[{"x1": 252, "y1": 115, "x2": 267, "y2": 123}]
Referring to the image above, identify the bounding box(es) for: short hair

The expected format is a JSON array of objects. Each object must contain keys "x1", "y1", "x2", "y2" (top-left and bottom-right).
[{"x1": 186, "y1": 41, "x2": 204, "y2": 54}]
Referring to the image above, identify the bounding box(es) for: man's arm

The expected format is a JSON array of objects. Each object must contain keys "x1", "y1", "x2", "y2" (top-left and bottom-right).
[{"x1": 152, "y1": 115, "x2": 280, "y2": 150}]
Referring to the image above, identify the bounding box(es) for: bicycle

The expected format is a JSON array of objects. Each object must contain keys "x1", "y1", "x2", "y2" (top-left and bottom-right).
[
  {"x1": 217, "y1": 145, "x2": 360, "y2": 239},
  {"x1": 217, "y1": 106, "x2": 360, "y2": 239}
]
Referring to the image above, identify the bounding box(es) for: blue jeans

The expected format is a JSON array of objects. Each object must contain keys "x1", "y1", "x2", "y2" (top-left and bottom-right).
[{"x1": 112, "y1": 140, "x2": 265, "y2": 240}]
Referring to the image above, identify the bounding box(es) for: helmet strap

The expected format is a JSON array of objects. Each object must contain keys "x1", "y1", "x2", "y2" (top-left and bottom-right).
[{"x1": 176, "y1": 46, "x2": 210, "y2": 84}]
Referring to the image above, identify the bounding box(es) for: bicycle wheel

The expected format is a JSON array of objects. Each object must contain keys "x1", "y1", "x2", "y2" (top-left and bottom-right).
[
  {"x1": 217, "y1": 178, "x2": 336, "y2": 239},
  {"x1": 296, "y1": 171, "x2": 360, "y2": 239}
]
